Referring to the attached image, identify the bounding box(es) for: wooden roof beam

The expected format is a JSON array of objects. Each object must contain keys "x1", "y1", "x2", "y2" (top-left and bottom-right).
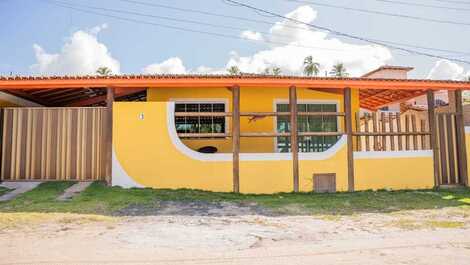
[
  {"x1": 66, "y1": 88, "x2": 145, "y2": 107},
  {"x1": 361, "y1": 90, "x2": 428, "y2": 109},
  {"x1": 308, "y1": 87, "x2": 343, "y2": 94},
  {"x1": 32, "y1": 88, "x2": 78, "y2": 97},
  {"x1": 48, "y1": 90, "x2": 92, "y2": 102},
  {"x1": 3, "y1": 90, "x2": 51, "y2": 106}
]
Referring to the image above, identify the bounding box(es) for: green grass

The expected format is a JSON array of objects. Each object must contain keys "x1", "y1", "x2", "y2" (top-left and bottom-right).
[
  {"x1": 0, "y1": 186, "x2": 11, "y2": 196},
  {"x1": 389, "y1": 219, "x2": 466, "y2": 230},
  {"x1": 0, "y1": 181, "x2": 470, "y2": 215}
]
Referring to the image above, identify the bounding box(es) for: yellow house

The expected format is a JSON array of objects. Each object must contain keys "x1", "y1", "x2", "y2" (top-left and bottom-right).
[{"x1": 1, "y1": 67, "x2": 470, "y2": 193}]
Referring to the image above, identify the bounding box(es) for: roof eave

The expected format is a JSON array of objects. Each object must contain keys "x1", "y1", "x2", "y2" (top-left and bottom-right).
[{"x1": 1, "y1": 76, "x2": 470, "y2": 90}]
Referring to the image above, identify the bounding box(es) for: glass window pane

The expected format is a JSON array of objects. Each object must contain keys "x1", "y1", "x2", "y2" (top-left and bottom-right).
[
  {"x1": 322, "y1": 104, "x2": 337, "y2": 112},
  {"x1": 174, "y1": 103, "x2": 226, "y2": 136},
  {"x1": 175, "y1": 104, "x2": 186, "y2": 112},
  {"x1": 185, "y1": 104, "x2": 198, "y2": 112},
  {"x1": 276, "y1": 103, "x2": 340, "y2": 153},
  {"x1": 200, "y1": 104, "x2": 212, "y2": 112},
  {"x1": 213, "y1": 103, "x2": 225, "y2": 112},
  {"x1": 277, "y1": 104, "x2": 288, "y2": 112},
  {"x1": 308, "y1": 104, "x2": 322, "y2": 112}
]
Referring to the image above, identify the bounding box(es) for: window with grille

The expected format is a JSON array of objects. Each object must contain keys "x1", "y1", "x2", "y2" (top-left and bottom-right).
[
  {"x1": 276, "y1": 103, "x2": 340, "y2": 152},
  {"x1": 175, "y1": 102, "x2": 226, "y2": 135}
]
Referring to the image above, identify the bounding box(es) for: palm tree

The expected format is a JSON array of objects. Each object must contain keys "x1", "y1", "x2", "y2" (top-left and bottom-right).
[
  {"x1": 272, "y1": 67, "x2": 281, "y2": 75},
  {"x1": 263, "y1": 66, "x2": 282, "y2": 75},
  {"x1": 227, "y1": 66, "x2": 240, "y2": 75},
  {"x1": 329, "y1": 63, "x2": 348, "y2": 77},
  {"x1": 303, "y1": 56, "x2": 320, "y2": 76},
  {"x1": 96, "y1": 66, "x2": 112, "y2": 76}
]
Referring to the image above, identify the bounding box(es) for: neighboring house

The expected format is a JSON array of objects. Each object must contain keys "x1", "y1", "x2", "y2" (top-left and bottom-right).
[
  {"x1": 362, "y1": 65, "x2": 450, "y2": 112},
  {"x1": 0, "y1": 69, "x2": 469, "y2": 194}
]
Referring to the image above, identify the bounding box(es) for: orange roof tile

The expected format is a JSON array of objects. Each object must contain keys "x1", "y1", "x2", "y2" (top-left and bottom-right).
[{"x1": 1, "y1": 74, "x2": 469, "y2": 90}]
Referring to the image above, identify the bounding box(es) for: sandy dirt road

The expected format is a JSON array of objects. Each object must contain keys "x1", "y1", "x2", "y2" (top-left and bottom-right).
[{"x1": 1, "y1": 207, "x2": 470, "y2": 265}]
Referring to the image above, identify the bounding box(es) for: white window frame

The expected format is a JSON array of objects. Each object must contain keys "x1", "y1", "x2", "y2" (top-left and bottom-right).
[
  {"x1": 273, "y1": 99, "x2": 340, "y2": 152},
  {"x1": 171, "y1": 98, "x2": 230, "y2": 135}
]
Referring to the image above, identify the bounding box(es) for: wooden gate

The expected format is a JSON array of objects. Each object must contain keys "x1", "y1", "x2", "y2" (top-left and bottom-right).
[
  {"x1": 0, "y1": 107, "x2": 109, "y2": 181},
  {"x1": 435, "y1": 112, "x2": 462, "y2": 185}
]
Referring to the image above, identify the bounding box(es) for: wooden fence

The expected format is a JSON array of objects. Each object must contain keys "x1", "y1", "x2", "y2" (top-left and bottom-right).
[
  {"x1": 435, "y1": 112, "x2": 459, "y2": 184},
  {"x1": 354, "y1": 111, "x2": 430, "y2": 151},
  {"x1": 1, "y1": 107, "x2": 109, "y2": 181}
]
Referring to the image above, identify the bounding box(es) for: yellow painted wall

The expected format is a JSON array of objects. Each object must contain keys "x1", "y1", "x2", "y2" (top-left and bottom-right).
[
  {"x1": 354, "y1": 156, "x2": 434, "y2": 190},
  {"x1": 113, "y1": 102, "x2": 435, "y2": 193},
  {"x1": 114, "y1": 102, "x2": 232, "y2": 192},
  {"x1": 466, "y1": 132, "x2": 470, "y2": 187},
  {"x1": 147, "y1": 87, "x2": 360, "y2": 153},
  {"x1": 113, "y1": 102, "x2": 349, "y2": 193}
]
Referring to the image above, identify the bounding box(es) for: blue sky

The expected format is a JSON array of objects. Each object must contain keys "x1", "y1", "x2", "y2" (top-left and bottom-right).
[{"x1": 1, "y1": 0, "x2": 470, "y2": 78}]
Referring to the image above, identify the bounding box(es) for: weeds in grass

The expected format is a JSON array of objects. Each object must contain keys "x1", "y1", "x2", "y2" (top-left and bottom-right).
[
  {"x1": 0, "y1": 212, "x2": 114, "y2": 230},
  {"x1": 390, "y1": 219, "x2": 466, "y2": 230},
  {"x1": 426, "y1": 220, "x2": 465, "y2": 229},
  {"x1": 0, "y1": 186, "x2": 11, "y2": 196},
  {"x1": 0, "y1": 182, "x2": 469, "y2": 216}
]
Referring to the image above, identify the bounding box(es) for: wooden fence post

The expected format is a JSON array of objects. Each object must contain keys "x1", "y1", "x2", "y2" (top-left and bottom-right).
[
  {"x1": 232, "y1": 85, "x2": 240, "y2": 193},
  {"x1": 0, "y1": 108, "x2": 3, "y2": 183},
  {"x1": 454, "y1": 90, "x2": 468, "y2": 186},
  {"x1": 343, "y1": 87, "x2": 354, "y2": 192},
  {"x1": 427, "y1": 90, "x2": 440, "y2": 187},
  {"x1": 106, "y1": 87, "x2": 114, "y2": 185},
  {"x1": 289, "y1": 85, "x2": 299, "y2": 192}
]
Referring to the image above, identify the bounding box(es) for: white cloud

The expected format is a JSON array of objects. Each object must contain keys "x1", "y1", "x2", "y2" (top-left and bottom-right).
[
  {"x1": 31, "y1": 24, "x2": 120, "y2": 75},
  {"x1": 142, "y1": 59, "x2": 228, "y2": 75},
  {"x1": 427, "y1": 59, "x2": 466, "y2": 80},
  {"x1": 191, "y1": 65, "x2": 225, "y2": 74},
  {"x1": 89, "y1": 23, "x2": 108, "y2": 35},
  {"x1": 240, "y1": 30, "x2": 264, "y2": 41},
  {"x1": 425, "y1": 60, "x2": 470, "y2": 103},
  {"x1": 140, "y1": 6, "x2": 391, "y2": 76},
  {"x1": 142, "y1": 57, "x2": 186, "y2": 74},
  {"x1": 226, "y1": 6, "x2": 392, "y2": 76}
]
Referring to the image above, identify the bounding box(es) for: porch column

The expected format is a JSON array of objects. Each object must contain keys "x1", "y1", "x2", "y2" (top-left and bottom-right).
[
  {"x1": 454, "y1": 90, "x2": 468, "y2": 185},
  {"x1": 343, "y1": 87, "x2": 354, "y2": 192},
  {"x1": 289, "y1": 85, "x2": 299, "y2": 192},
  {"x1": 232, "y1": 85, "x2": 240, "y2": 193},
  {"x1": 106, "y1": 87, "x2": 115, "y2": 185},
  {"x1": 427, "y1": 90, "x2": 440, "y2": 187}
]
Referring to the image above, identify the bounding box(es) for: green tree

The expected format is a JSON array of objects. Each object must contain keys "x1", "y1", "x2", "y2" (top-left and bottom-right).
[
  {"x1": 227, "y1": 66, "x2": 241, "y2": 75},
  {"x1": 329, "y1": 63, "x2": 348, "y2": 77},
  {"x1": 96, "y1": 66, "x2": 112, "y2": 76},
  {"x1": 263, "y1": 66, "x2": 282, "y2": 75},
  {"x1": 272, "y1": 67, "x2": 282, "y2": 75},
  {"x1": 303, "y1": 56, "x2": 320, "y2": 76}
]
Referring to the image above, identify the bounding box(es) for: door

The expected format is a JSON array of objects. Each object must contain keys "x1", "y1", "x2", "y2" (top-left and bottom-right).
[{"x1": 435, "y1": 112, "x2": 463, "y2": 185}]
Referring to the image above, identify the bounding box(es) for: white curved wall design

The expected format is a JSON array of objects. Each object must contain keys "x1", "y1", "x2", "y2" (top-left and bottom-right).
[{"x1": 166, "y1": 102, "x2": 347, "y2": 161}]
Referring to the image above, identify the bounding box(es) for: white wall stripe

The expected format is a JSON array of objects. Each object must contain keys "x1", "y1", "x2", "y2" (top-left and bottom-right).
[
  {"x1": 112, "y1": 147, "x2": 144, "y2": 188},
  {"x1": 166, "y1": 102, "x2": 347, "y2": 161}
]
